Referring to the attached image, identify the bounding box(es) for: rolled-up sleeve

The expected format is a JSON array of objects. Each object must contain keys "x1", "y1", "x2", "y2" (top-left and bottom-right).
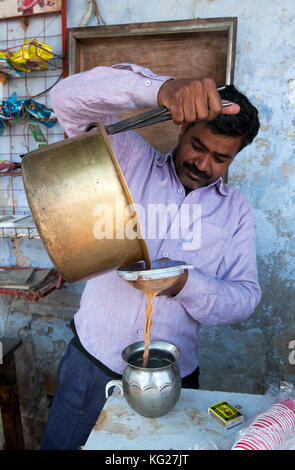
[
  {"x1": 173, "y1": 204, "x2": 261, "y2": 325},
  {"x1": 49, "y1": 63, "x2": 173, "y2": 138},
  {"x1": 49, "y1": 63, "x2": 173, "y2": 172}
]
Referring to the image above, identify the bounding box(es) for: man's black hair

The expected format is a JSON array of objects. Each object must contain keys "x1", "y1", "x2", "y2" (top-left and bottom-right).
[{"x1": 206, "y1": 84, "x2": 260, "y2": 151}]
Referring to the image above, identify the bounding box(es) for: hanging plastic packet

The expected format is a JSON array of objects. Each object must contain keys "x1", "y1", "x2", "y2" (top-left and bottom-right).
[
  {"x1": 0, "y1": 92, "x2": 56, "y2": 135},
  {"x1": 26, "y1": 99, "x2": 56, "y2": 127},
  {"x1": 0, "y1": 72, "x2": 8, "y2": 86},
  {"x1": 0, "y1": 93, "x2": 27, "y2": 120},
  {"x1": 28, "y1": 122, "x2": 47, "y2": 148},
  {"x1": 0, "y1": 160, "x2": 14, "y2": 172},
  {"x1": 0, "y1": 93, "x2": 27, "y2": 135},
  {"x1": 0, "y1": 160, "x2": 22, "y2": 173},
  {"x1": 9, "y1": 40, "x2": 53, "y2": 72},
  {"x1": 0, "y1": 93, "x2": 28, "y2": 120},
  {"x1": 0, "y1": 51, "x2": 23, "y2": 83}
]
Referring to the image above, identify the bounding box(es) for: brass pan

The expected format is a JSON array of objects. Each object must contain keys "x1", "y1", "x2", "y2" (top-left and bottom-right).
[{"x1": 22, "y1": 107, "x2": 172, "y2": 283}]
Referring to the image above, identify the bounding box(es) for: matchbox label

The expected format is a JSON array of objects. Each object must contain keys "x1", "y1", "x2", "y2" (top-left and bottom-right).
[{"x1": 209, "y1": 401, "x2": 243, "y2": 422}]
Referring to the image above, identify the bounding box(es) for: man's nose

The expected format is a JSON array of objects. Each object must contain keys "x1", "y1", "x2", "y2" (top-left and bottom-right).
[{"x1": 194, "y1": 153, "x2": 211, "y2": 173}]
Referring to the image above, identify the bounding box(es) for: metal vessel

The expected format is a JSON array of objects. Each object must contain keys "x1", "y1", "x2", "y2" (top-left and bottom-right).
[{"x1": 105, "y1": 340, "x2": 182, "y2": 418}]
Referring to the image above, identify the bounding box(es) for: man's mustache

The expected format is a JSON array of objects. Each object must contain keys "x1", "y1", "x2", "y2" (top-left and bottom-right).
[{"x1": 183, "y1": 162, "x2": 211, "y2": 180}]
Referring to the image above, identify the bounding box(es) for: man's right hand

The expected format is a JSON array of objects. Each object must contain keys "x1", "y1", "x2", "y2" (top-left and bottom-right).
[{"x1": 157, "y1": 77, "x2": 240, "y2": 124}]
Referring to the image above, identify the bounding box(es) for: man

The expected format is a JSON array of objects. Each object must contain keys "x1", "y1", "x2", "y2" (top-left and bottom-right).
[{"x1": 41, "y1": 63, "x2": 261, "y2": 449}]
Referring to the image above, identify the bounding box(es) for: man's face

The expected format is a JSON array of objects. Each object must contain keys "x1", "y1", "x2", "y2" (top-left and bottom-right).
[{"x1": 174, "y1": 122, "x2": 243, "y2": 190}]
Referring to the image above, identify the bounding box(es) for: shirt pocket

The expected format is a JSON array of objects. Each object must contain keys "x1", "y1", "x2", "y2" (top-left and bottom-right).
[{"x1": 196, "y1": 222, "x2": 233, "y2": 275}]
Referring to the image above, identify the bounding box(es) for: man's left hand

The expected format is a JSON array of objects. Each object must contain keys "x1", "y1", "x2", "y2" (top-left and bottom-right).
[{"x1": 157, "y1": 270, "x2": 188, "y2": 297}]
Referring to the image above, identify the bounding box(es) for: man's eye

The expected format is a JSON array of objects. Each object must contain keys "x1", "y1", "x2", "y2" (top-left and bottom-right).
[
  {"x1": 215, "y1": 156, "x2": 227, "y2": 164},
  {"x1": 192, "y1": 143, "x2": 202, "y2": 152}
]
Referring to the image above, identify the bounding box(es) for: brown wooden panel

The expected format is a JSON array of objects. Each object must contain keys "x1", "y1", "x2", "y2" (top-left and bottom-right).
[
  {"x1": 78, "y1": 32, "x2": 227, "y2": 83},
  {"x1": 68, "y1": 19, "x2": 237, "y2": 155}
]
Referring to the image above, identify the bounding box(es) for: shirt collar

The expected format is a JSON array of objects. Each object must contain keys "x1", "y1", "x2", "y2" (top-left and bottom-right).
[
  {"x1": 155, "y1": 151, "x2": 172, "y2": 167},
  {"x1": 156, "y1": 148, "x2": 229, "y2": 197},
  {"x1": 215, "y1": 177, "x2": 229, "y2": 196}
]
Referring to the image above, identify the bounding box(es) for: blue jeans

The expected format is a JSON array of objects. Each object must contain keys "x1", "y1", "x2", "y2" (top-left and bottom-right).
[
  {"x1": 41, "y1": 341, "x2": 199, "y2": 450},
  {"x1": 41, "y1": 341, "x2": 115, "y2": 450}
]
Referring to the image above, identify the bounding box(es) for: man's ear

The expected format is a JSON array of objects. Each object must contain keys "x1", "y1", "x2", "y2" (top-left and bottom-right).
[{"x1": 177, "y1": 123, "x2": 190, "y2": 142}]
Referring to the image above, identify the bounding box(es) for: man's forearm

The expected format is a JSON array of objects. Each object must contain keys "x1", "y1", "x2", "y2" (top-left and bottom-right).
[
  {"x1": 173, "y1": 205, "x2": 261, "y2": 325},
  {"x1": 49, "y1": 64, "x2": 173, "y2": 138},
  {"x1": 174, "y1": 268, "x2": 261, "y2": 325}
]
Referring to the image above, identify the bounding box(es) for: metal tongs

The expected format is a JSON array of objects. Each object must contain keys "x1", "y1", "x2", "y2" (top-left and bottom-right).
[{"x1": 86, "y1": 86, "x2": 232, "y2": 135}]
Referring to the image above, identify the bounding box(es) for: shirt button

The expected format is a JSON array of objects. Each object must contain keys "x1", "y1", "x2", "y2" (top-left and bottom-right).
[
  {"x1": 144, "y1": 80, "x2": 151, "y2": 87},
  {"x1": 162, "y1": 252, "x2": 168, "y2": 258},
  {"x1": 177, "y1": 188, "x2": 183, "y2": 194},
  {"x1": 138, "y1": 329, "x2": 144, "y2": 335}
]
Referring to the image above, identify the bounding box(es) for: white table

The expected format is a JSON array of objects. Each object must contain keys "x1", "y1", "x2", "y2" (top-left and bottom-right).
[{"x1": 84, "y1": 388, "x2": 263, "y2": 450}]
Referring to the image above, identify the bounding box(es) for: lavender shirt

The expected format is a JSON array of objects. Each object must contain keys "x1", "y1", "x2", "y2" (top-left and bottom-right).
[{"x1": 49, "y1": 63, "x2": 261, "y2": 377}]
